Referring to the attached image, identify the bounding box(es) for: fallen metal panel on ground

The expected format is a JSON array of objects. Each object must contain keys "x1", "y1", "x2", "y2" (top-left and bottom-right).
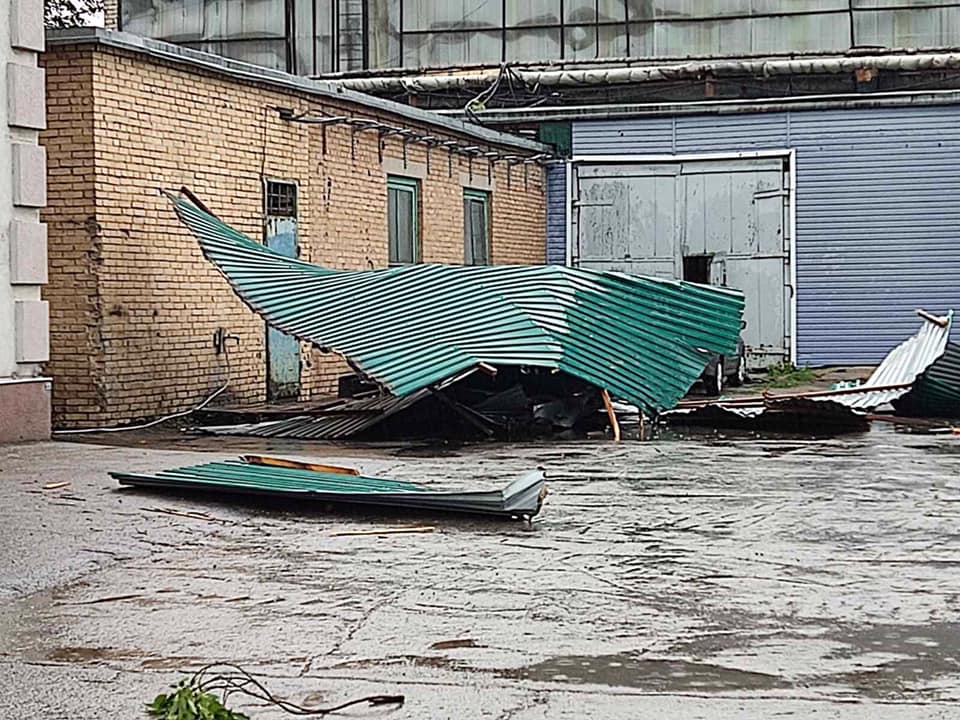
[
  {"x1": 828, "y1": 311, "x2": 954, "y2": 410},
  {"x1": 169, "y1": 193, "x2": 744, "y2": 417},
  {"x1": 664, "y1": 398, "x2": 870, "y2": 435},
  {"x1": 112, "y1": 458, "x2": 546, "y2": 519},
  {"x1": 677, "y1": 310, "x2": 953, "y2": 419},
  {"x1": 893, "y1": 342, "x2": 960, "y2": 419},
  {"x1": 198, "y1": 392, "x2": 428, "y2": 440}
]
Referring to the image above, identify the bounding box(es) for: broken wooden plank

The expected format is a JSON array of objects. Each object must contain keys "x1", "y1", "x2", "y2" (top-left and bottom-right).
[{"x1": 241, "y1": 454, "x2": 360, "y2": 476}]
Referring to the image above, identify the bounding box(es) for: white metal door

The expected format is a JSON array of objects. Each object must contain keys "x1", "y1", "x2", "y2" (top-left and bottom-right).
[{"x1": 573, "y1": 157, "x2": 792, "y2": 368}]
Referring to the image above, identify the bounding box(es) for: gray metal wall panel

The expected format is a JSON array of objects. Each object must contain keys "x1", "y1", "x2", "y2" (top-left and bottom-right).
[
  {"x1": 545, "y1": 163, "x2": 567, "y2": 265},
  {"x1": 572, "y1": 118, "x2": 675, "y2": 155},
  {"x1": 571, "y1": 105, "x2": 960, "y2": 366}
]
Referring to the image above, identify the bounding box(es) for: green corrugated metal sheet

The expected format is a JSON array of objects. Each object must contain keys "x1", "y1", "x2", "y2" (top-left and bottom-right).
[
  {"x1": 894, "y1": 342, "x2": 960, "y2": 419},
  {"x1": 111, "y1": 459, "x2": 546, "y2": 518},
  {"x1": 169, "y1": 194, "x2": 744, "y2": 415}
]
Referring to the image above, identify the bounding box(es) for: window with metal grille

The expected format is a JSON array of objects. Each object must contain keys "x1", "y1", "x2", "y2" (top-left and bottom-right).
[
  {"x1": 464, "y1": 189, "x2": 490, "y2": 265},
  {"x1": 387, "y1": 176, "x2": 420, "y2": 264},
  {"x1": 265, "y1": 180, "x2": 298, "y2": 217}
]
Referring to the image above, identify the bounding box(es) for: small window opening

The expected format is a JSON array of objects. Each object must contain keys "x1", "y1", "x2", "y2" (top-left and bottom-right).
[
  {"x1": 683, "y1": 255, "x2": 712, "y2": 284},
  {"x1": 266, "y1": 180, "x2": 298, "y2": 217}
]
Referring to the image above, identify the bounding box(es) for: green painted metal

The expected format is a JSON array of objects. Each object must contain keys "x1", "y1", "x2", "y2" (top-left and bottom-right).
[
  {"x1": 111, "y1": 459, "x2": 546, "y2": 518},
  {"x1": 894, "y1": 342, "x2": 960, "y2": 419},
  {"x1": 169, "y1": 194, "x2": 745, "y2": 416}
]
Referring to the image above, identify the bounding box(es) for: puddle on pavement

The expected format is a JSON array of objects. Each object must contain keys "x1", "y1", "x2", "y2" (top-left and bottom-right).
[
  {"x1": 815, "y1": 622, "x2": 960, "y2": 699},
  {"x1": 47, "y1": 646, "x2": 145, "y2": 663},
  {"x1": 503, "y1": 653, "x2": 788, "y2": 692}
]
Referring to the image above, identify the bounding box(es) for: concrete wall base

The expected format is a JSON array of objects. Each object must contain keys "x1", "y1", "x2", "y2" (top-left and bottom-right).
[{"x1": 0, "y1": 378, "x2": 52, "y2": 442}]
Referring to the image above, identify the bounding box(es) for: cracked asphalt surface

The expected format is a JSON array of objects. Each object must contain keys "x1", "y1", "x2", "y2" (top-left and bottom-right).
[{"x1": 2, "y1": 427, "x2": 960, "y2": 718}]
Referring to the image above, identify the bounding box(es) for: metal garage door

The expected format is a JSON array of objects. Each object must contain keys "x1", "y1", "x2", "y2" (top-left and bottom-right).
[{"x1": 572, "y1": 157, "x2": 792, "y2": 368}]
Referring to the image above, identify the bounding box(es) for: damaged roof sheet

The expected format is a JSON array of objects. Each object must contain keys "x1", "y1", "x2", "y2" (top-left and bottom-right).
[
  {"x1": 829, "y1": 311, "x2": 954, "y2": 410},
  {"x1": 199, "y1": 392, "x2": 427, "y2": 440},
  {"x1": 112, "y1": 459, "x2": 546, "y2": 519},
  {"x1": 170, "y1": 195, "x2": 745, "y2": 416},
  {"x1": 894, "y1": 342, "x2": 960, "y2": 418},
  {"x1": 671, "y1": 310, "x2": 954, "y2": 421}
]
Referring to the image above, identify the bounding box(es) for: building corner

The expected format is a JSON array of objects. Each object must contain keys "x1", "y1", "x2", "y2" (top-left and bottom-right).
[{"x1": 0, "y1": 0, "x2": 51, "y2": 442}]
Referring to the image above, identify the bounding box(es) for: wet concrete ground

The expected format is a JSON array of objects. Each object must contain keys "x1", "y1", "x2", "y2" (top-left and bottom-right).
[{"x1": 2, "y1": 427, "x2": 960, "y2": 718}]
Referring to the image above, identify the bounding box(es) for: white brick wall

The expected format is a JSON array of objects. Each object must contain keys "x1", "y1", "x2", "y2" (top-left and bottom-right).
[
  {"x1": 2, "y1": 0, "x2": 47, "y2": 379},
  {"x1": 0, "y1": 0, "x2": 48, "y2": 441}
]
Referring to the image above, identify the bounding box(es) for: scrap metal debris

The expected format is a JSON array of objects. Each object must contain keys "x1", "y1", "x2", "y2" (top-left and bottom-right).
[
  {"x1": 893, "y1": 342, "x2": 960, "y2": 419},
  {"x1": 665, "y1": 398, "x2": 871, "y2": 434},
  {"x1": 666, "y1": 310, "x2": 954, "y2": 432},
  {"x1": 112, "y1": 456, "x2": 546, "y2": 519},
  {"x1": 823, "y1": 309, "x2": 954, "y2": 410},
  {"x1": 169, "y1": 191, "x2": 744, "y2": 438}
]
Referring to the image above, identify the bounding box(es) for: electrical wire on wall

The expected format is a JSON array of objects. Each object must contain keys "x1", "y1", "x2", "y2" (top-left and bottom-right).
[{"x1": 52, "y1": 335, "x2": 239, "y2": 435}]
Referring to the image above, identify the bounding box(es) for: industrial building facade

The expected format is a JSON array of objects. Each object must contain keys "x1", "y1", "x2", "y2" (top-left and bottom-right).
[
  {"x1": 41, "y1": 30, "x2": 548, "y2": 429},
  {"x1": 548, "y1": 100, "x2": 960, "y2": 367},
  {"x1": 111, "y1": 0, "x2": 960, "y2": 75}
]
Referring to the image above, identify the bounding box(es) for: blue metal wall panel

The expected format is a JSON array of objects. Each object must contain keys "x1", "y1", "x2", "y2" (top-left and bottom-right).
[
  {"x1": 570, "y1": 105, "x2": 960, "y2": 366},
  {"x1": 545, "y1": 163, "x2": 567, "y2": 265},
  {"x1": 572, "y1": 118, "x2": 675, "y2": 154}
]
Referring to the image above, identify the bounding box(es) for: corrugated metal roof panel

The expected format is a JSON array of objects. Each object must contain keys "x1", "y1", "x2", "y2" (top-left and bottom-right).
[
  {"x1": 170, "y1": 195, "x2": 745, "y2": 416},
  {"x1": 199, "y1": 391, "x2": 428, "y2": 439},
  {"x1": 674, "y1": 312, "x2": 952, "y2": 418},
  {"x1": 894, "y1": 342, "x2": 960, "y2": 418},
  {"x1": 112, "y1": 459, "x2": 546, "y2": 518},
  {"x1": 825, "y1": 312, "x2": 953, "y2": 409}
]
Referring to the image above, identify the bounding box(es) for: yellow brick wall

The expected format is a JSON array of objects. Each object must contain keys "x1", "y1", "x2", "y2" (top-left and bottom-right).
[
  {"x1": 40, "y1": 50, "x2": 106, "y2": 426},
  {"x1": 42, "y1": 43, "x2": 547, "y2": 428}
]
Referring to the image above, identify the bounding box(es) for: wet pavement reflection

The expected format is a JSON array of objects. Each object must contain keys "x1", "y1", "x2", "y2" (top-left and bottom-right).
[{"x1": 2, "y1": 425, "x2": 960, "y2": 717}]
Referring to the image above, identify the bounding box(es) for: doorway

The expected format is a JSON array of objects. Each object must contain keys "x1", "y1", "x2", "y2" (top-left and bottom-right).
[
  {"x1": 264, "y1": 180, "x2": 302, "y2": 401},
  {"x1": 571, "y1": 155, "x2": 793, "y2": 369}
]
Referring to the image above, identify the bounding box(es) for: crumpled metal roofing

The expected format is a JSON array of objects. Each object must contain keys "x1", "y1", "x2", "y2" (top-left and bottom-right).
[
  {"x1": 670, "y1": 310, "x2": 953, "y2": 420},
  {"x1": 112, "y1": 459, "x2": 546, "y2": 518},
  {"x1": 825, "y1": 311, "x2": 953, "y2": 410},
  {"x1": 894, "y1": 342, "x2": 960, "y2": 419},
  {"x1": 664, "y1": 397, "x2": 869, "y2": 434},
  {"x1": 170, "y1": 195, "x2": 744, "y2": 416},
  {"x1": 199, "y1": 392, "x2": 427, "y2": 440}
]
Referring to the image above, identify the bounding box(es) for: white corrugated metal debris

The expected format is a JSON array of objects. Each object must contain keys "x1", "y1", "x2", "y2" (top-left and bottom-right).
[{"x1": 668, "y1": 310, "x2": 953, "y2": 426}]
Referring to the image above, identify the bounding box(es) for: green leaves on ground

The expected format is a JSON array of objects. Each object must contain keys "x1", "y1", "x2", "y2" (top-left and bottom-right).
[
  {"x1": 147, "y1": 680, "x2": 250, "y2": 720},
  {"x1": 763, "y1": 362, "x2": 818, "y2": 389}
]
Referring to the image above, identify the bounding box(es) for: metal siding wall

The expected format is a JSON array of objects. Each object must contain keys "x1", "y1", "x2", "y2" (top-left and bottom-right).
[
  {"x1": 573, "y1": 106, "x2": 960, "y2": 366},
  {"x1": 572, "y1": 118, "x2": 675, "y2": 154},
  {"x1": 545, "y1": 163, "x2": 567, "y2": 265}
]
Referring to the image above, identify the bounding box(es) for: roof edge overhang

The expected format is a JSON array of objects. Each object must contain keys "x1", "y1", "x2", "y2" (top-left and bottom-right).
[{"x1": 44, "y1": 27, "x2": 549, "y2": 155}]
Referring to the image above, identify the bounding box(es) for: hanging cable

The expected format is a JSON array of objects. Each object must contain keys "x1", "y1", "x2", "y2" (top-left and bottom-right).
[{"x1": 53, "y1": 337, "x2": 236, "y2": 435}]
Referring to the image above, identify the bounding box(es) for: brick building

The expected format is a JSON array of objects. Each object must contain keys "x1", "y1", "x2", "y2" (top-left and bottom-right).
[{"x1": 41, "y1": 29, "x2": 549, "y2": 429}]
